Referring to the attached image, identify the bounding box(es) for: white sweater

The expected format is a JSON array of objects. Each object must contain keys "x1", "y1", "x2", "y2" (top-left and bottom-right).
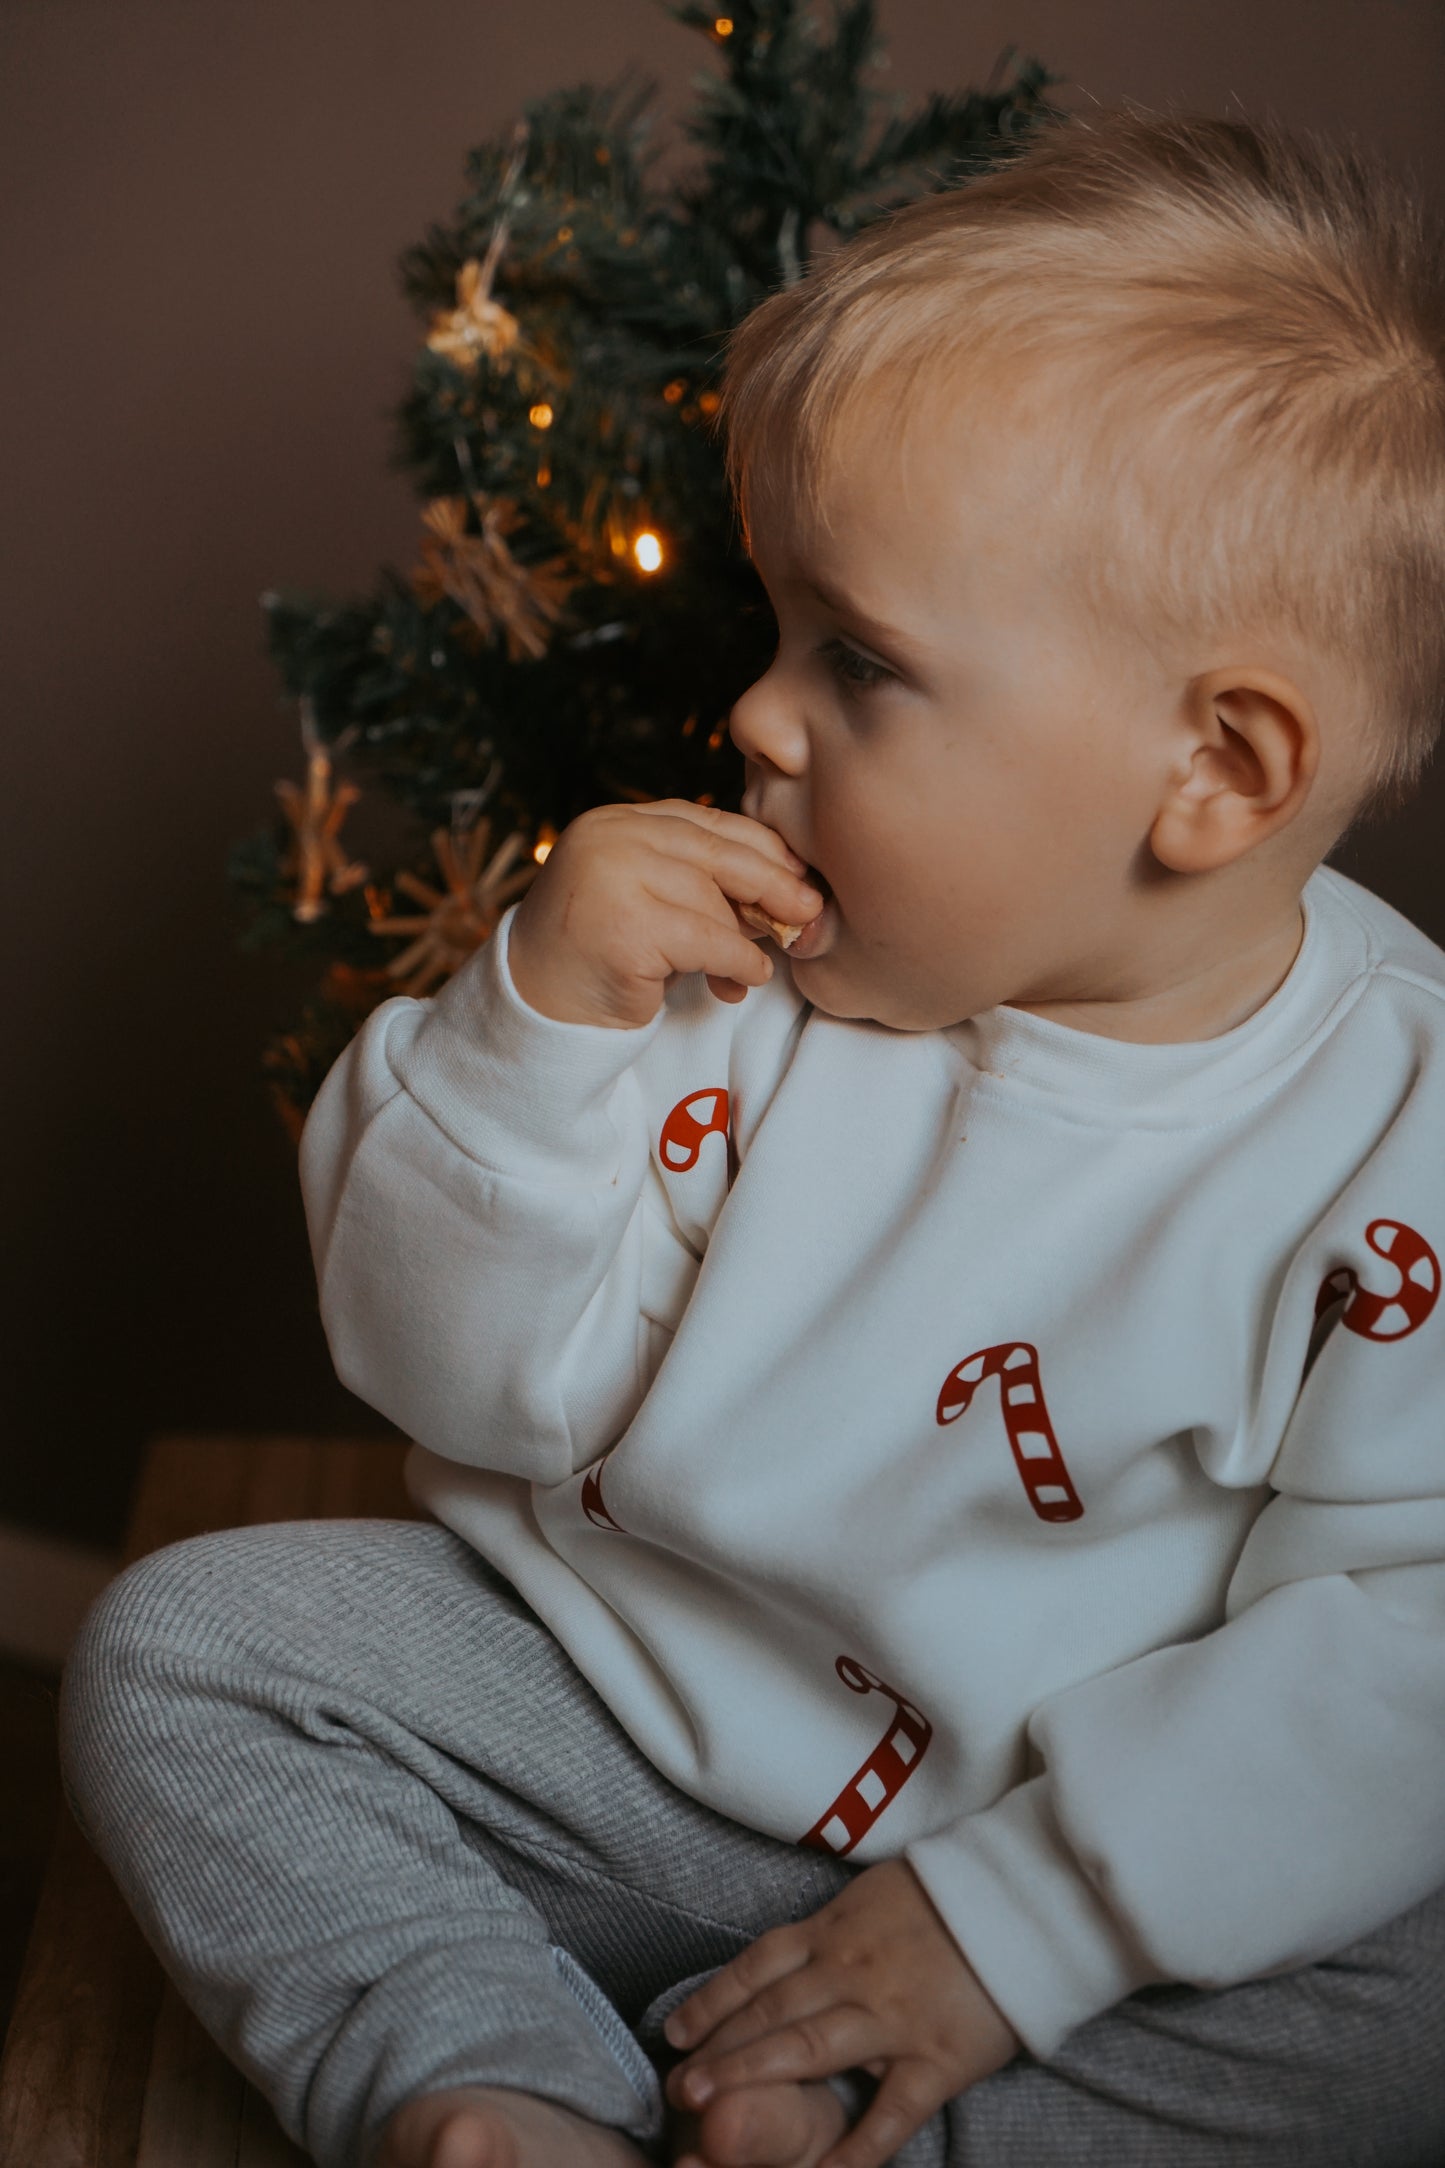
[{"x1": 299, "y1": 865, "x2": 1445, "y2": 2058}]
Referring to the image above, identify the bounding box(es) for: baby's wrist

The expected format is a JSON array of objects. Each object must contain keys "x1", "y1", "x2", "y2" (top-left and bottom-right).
[{"x1": 506, "y1": 916, "x2": 657, "y2": 1030}]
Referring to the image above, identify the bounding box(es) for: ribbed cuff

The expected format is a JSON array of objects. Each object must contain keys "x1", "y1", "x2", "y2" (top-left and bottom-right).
[
  {"x1": 393, "y1": 905, "x2": 663, "y2": 1183},
  {"x1": 904, "y1": 1777, "x2": 1168, "y2": 2060}
]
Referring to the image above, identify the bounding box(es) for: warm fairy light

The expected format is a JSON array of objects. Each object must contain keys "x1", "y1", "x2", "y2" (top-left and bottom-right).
[
  {"x1": 633, "y1": 531, "x2": 664, "y2": 573},
  {"x1": 529, "y1": 403, "x2": 554, "y2": 428},
  {"x1": 532, "y1": 825, "x2": 558, "y2": 865},
  {"x1": 715, "y1": 16, "x2": 734, "y2": 33}
]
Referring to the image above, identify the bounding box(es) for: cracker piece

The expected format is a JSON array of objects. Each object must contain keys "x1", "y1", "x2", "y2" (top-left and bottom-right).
[{"x1": 738, "y1": 901, "x2": 804, "y2": 949}]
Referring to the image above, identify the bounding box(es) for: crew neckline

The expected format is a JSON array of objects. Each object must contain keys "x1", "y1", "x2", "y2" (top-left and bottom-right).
[{"x1": 948, "y1": 868, "x2": 1375, "y2": 1126}]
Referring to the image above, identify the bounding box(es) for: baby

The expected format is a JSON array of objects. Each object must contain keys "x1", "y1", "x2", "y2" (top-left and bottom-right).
[{"x1": 62, "y1": 104, "x2": 1445, "y2": 2168}]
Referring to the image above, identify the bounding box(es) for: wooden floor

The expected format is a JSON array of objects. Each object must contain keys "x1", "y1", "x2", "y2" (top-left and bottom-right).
[
  {"x1": 0, "y1": 1433, "x2": 419, "y2": 2168},
  {"x1": 0, "y1": 1658, "x2": 62, "y2": 2040}
]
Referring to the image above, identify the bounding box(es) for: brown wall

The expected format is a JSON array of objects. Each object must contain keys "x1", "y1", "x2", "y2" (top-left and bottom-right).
[{"x1": 3, "y1": 0, "x2": 1441, "y2": 1546}]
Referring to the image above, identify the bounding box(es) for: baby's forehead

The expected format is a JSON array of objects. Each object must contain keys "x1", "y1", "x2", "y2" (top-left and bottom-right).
[{"x1": 751, "y1": 361, "x2": 1126, "y2": 561}]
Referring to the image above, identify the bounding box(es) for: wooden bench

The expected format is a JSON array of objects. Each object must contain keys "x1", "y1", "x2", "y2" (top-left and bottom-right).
[{"x1": 0, "y1": 1432, "x2": 419, "y2": 2167}]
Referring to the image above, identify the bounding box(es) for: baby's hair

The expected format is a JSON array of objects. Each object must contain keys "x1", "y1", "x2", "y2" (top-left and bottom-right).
[{"x1": 717, "y1": 105, "x2": 1445, "y2": 816}]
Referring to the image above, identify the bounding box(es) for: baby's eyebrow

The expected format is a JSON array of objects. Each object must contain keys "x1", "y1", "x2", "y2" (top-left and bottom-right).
[{"x1": 798, "y1": 574, "x2": 925, "y2": 660}]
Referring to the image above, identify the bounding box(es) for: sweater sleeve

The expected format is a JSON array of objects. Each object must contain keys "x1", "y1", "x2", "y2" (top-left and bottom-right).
[
  {"x1": 907, "y1": 1081, "x2": 1445, "y2": 2060},
  {"x1": 297, "y1": 905, "x2": 666, "y2": 1483}
]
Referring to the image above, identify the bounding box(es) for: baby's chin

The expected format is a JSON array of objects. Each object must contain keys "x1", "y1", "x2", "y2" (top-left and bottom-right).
[
  {"x1": 780, "y1": 912, "x2": 1010, "y2": 1030},
  {"x1": 785, "y1": 950, "x2": 961, "y2": 1032}
]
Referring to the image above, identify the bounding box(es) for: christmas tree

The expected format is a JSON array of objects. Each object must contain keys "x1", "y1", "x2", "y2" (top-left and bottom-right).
[{"x1": 231, "y1": 0, "x2": 1061, "y2": 1134}]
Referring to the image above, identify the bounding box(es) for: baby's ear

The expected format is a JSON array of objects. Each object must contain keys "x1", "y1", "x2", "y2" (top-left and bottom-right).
[{"x1": 1149, "y1": 668, "x2": 1319, "y2": 874}]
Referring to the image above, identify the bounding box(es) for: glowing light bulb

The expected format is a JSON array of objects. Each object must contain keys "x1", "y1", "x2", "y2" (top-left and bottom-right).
[
  {"x1": 715, "y1": 16, "x2": 734, "y2": 33},
  {"x1": 533, "y1": 826, "x2": 557, "y2": 865},
  {"x1": 529, "y1": 403, "x2": 554, "y2": 429},
  {"x1": 633, "y1": 531, "x2": 663, "y2": 573}
]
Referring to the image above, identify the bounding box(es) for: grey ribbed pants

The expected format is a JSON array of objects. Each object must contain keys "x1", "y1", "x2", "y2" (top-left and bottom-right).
[{"x1": 59, "y1": 1520, "x2": 1445, "y2": 2168}]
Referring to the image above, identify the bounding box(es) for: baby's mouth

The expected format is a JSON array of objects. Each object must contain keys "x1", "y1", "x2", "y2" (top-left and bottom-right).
[{"x1": 784, "y1": 867, "x2": 835, "y2": 959}]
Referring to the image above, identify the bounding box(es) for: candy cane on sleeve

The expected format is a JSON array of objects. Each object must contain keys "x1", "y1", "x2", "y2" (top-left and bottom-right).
[
  {"x1": 800, "y1": 1657, "x2": 934, "y2": 1857},
  {"x1": 936, "y1": 1342, "x2": 1083, "y2": 1524},
  {"x1": 1314, "y1": 1218, "x2": 1440, "y2": 1343}
]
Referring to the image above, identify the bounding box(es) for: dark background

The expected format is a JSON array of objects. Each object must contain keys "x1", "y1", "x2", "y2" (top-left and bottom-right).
[{"x1": 3, "y1": 0, "x2": 1442, "y2": 1550}]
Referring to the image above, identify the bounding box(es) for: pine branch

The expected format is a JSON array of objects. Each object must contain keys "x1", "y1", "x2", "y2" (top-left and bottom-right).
[{"x1": 237, "y1": 0, "x2": 1062, "y2": 1103}]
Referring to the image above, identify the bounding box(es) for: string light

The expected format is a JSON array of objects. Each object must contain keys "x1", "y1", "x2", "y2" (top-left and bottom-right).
[
  {"x1": 529, "y1": 403, "x2": 554, "y2": 428},
  {"x1": 633, "y1": 531, "x2": 663, "y2": 573},
  {"x1": 532, "y1": 824, "x2": 558, "y2": 864},
  {"x1": 714, "y1": 16, "x2": 734, "y2": 34}
]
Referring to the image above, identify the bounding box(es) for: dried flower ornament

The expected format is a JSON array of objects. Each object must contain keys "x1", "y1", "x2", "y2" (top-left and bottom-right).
[
  {"x1": 425, "y1": 256, "x2": 522, "y2": 371},
  {"x1": 275, "y1": 704, "x2": 369, "y2": 923},
  {"x1": 368, "y1": 818, "x2": 539, "y2": 994},
  {"x1": 411, "y1": 494, "x2": 575, "y2": 661}
]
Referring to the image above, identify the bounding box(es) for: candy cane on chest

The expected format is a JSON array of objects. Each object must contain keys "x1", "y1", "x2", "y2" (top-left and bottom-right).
[
  {"x1": 575, "y1": 1087, "x2": 739, "y2": 1540},
  {"x1": 580, "y1": 1451, "x2": 623, "y2": 1532},
  {"x1": 1314, "y1": 1218, "x2": 1441, "y2": 1342},
  {"x1": 659, "y1": 1086, "x2": 737, "y2": 1186},
  {"x1": 800, "y1": 1657, "x2": 934, "y2": 1857},
  {"x1": 935, "y1": 1341, "x2": 1083, "y2": 1523}
]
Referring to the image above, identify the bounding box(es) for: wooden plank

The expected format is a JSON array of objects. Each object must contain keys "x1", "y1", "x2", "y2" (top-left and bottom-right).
[
  {"x1": 121, "y1": 1436, "x2": 254, "y2": 1568},
  {"x1": 237, "y1": 2080, "x2": 311, "y2": 2168},
  {"x1": 0, "y1": 1435, "x2": 417, "y2": 2167},
  {"x1": 0, "y1": 1805, "x2": 162, "y2": 2168},
  {"x1": 135, "y1": 1984, "x2": 244, "y2": 2167},
  {"x1": 239, "y1": 1435, "x2": 330, "y2": 1529},
  {"x1": 312, "y1": 1435, "x2": 416, "y2": 1522}
]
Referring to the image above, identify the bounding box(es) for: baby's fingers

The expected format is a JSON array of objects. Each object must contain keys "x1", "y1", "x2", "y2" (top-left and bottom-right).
[
  {"x1": 668, "y1": 1958, "x2": 850, "y2": 2106},
  {"x1": 820, "y1": 2061, "x2": 954, "y2": 2168},
  {"x1": 673, "y1": 2005, "x2": 883, "y2": 2108},
  {"x1": 633, "y1": 797, "x2": 811, "y2": 875},
  {"x1": 633, "y1": 802, "x2": 824, "y2": 934},
  {"x1": 664, "y1": 1926, "x2": 811, "y2": 2053}
]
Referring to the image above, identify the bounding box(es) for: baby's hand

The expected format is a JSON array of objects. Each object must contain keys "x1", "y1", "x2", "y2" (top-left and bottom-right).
[
  {"x1": 663, "y1": 1859, "x2": 1020, "y2": 2168},
  {"x1": 506, "y1": 800, "x2": 824, "y2": 1030}
]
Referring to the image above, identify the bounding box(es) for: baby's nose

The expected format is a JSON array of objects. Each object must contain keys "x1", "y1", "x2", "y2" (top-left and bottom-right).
[{"x1": 728, "y1": 673, "x2": 807, "y2": 774}]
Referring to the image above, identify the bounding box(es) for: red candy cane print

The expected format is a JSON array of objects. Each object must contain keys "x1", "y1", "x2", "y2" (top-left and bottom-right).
[
  {"x1": 659, "y1": 1089, "x2": 731, "y2": 1173},
  {"x1": 580, "y1": 1451, "x2": 625, "y2": 1532},
  {"x1": 800, "y1": 1657, "x2": 933, "y2": 1857},
  {"x1": 936, "y1": 1343, "x2": 1083, "y2": 1523},
  {"x1": 1314, "y1": 1219, "x2": 1441, "y2": 1343}
]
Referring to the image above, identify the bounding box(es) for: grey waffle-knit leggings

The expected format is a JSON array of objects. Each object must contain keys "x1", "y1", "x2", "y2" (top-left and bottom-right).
[{"x1": 59, "y1": 1519, "x2": 1445, "y2": 2168}]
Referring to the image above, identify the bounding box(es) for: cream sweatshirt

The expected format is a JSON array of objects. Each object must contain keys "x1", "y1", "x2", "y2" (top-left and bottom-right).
[{"x1": 299, "y1": 864, "x2": 1445, "y2": 2058}]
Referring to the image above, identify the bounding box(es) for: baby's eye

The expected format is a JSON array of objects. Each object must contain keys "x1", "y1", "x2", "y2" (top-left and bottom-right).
[{"x1": 817, "y1": 637, "x2": 892, "y2": 694}]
